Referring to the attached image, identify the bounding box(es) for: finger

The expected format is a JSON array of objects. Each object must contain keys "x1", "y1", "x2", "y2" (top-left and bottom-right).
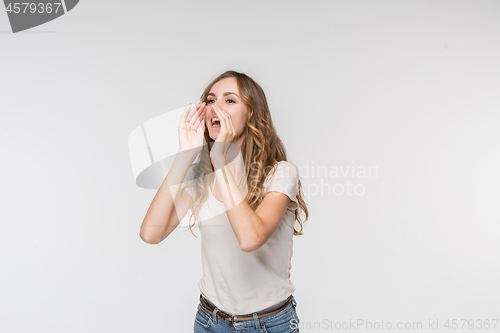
[
  {"x1": 215, "y1": 107, "x2": 234, "y2": 134},
  {"x1": 214, "y1": 108, "x2": 231, "y2": 141},
  {"x1": 218, "y1": 108, "x2": 232, "y2": 126},
  {"x1": 214, "y1": 107, "x2": 227, "y2": 130},
  {"x1": 197, "y1": 105, "x2": 206, "y2": 121},
  {"x1": 180, "y1": 103, "x2": 192, "y2": 124},
  {"x1": 187, "y1": 103, "x2": 201, "y2": 123},
  {"x1": 214, "y1": 106, "x2": 227, "y2": 121},
  {"x1": 193, "y1": 104, "x2": 206, "y2": 129},
  {"x1": 197, "y1": 104, "x2": 207, "y2": 124},
  {"x1": 224, "y1": 110, "x2": 234, "y2": 130},
  {"x1": 198, "y1": 113, "x2": 206, "y2": 132}
]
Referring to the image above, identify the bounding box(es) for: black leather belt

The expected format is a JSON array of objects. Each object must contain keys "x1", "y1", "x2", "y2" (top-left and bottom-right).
[{"x1": 198, "y1": 294, "x2": 292, "y2": 323}]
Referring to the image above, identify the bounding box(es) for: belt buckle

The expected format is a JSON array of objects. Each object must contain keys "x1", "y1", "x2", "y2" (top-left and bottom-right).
[
  {"x1": 218, "y1": 311, "x2": 233, "y2": 322},
  {"x1": 200, "y1": 297, "x2": 233, "y2": 322}
]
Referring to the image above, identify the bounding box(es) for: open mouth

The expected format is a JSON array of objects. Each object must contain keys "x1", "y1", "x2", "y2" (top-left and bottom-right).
[{"x1": 211, "y1": 117, "x2": 221, "y2": 128}]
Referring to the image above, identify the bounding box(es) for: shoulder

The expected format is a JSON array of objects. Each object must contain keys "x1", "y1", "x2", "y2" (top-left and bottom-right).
[
  {"x1": 271, "y1": 161, "x2": 298, "y2": 176},
  {"x1": 268, "y1": 160, "x2": 297, "y2": 171},
  {"x1": 264, "y1": 160, "x2": 299, "y2": 184},
  {"x1": 262, "y1": 160, "x2": 300, "y2": 210}
]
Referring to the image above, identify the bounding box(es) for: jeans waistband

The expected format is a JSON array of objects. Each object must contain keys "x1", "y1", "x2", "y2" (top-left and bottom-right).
[{"x1": 200, "y1": 294, "x2": 294, "y2": 317}]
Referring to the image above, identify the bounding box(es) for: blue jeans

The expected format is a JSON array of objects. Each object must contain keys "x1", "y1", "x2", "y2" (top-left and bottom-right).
[{"x1": 193, "y1": 295, "x2": 300, "y2": 332}]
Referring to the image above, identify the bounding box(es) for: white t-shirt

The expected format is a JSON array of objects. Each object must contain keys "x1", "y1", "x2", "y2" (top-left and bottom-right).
[{"x1": 181, "y1": 160, "x2": 300, "y2": 315}]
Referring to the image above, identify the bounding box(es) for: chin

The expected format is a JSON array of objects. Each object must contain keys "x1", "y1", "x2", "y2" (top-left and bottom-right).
[{"x1": 209, "y1": 132, "x2": 218, "y2": 140}]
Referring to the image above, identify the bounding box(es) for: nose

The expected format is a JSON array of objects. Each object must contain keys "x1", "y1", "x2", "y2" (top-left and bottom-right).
[
  {"x1": 211, "y1": 102, "x2": 221, "y2": 111},
  {"x1": 209, "y1": 102, "x2": 222, "y2": 117}
]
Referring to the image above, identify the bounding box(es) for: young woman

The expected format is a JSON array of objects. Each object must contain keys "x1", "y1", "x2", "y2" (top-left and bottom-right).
[{"x1": 140, "y1": 70, "x2": 309, "y2": 333}]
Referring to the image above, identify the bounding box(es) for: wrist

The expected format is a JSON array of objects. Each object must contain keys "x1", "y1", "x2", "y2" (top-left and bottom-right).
[
  {"x1": 176, "y1": 149, "x2": 198, "y2": 163},
  {"x1": 212, "y1": 157, "x2": 227, "y2": 170}
]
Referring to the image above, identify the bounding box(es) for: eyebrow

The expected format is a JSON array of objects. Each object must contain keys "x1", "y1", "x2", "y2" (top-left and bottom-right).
[{"x1": 207, "y1": 92, "x2": 239, "y2": 98}]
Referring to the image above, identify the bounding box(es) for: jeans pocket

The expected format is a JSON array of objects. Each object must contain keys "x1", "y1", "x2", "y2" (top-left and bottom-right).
[
  {"x1": 194, "y1": 305, "x2": 212, "y2": 329},
  {"x1": 261, "y1": 308, "x2": 299, "y2": 333}
]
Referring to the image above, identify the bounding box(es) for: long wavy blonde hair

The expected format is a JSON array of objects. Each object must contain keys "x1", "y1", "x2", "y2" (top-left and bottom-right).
[{"x1": 184, "y1": 70, "x2": 309, "y2": 237}]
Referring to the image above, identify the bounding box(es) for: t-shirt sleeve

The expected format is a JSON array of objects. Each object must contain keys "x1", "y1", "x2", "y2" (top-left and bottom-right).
[{"x1": 264, "y1": 161, "x2": 300, "y2": 211}]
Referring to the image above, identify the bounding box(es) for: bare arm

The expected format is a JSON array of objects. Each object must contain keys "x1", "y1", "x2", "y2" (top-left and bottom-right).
[
  {"x1": 139, "y1": 151, "x2": 196, "y2": 244},
  {"x1": 139, "y1": 102, "x2": 206, "y2": 244}
]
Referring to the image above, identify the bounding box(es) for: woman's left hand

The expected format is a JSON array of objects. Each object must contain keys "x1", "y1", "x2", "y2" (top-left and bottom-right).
[{"x1": 210, "y1": 105, "x2": 236, "y2": 167}]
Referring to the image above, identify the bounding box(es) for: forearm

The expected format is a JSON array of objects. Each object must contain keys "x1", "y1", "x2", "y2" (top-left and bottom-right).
[
  {"x1": 140, "y1": 151, "x2": 196, "y2": 243},
  {"x1": 213, "y1": 157, "x2": 263, "y2": 251}
]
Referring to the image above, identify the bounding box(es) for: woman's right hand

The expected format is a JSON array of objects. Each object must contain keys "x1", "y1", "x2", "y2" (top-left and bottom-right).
[{"x1": 178, "y1": 102, "x2": 207, "y2": 155}]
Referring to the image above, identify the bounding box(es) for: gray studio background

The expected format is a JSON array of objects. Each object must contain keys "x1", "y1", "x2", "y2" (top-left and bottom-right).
[{"x1": 1, "y1": 1, "x2": 499, "y2": 332}]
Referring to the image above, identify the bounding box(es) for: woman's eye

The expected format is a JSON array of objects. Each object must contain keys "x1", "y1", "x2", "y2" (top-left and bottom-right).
[{"x1": 207, "y1": 99, "x2": 234, "y2": 104}]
